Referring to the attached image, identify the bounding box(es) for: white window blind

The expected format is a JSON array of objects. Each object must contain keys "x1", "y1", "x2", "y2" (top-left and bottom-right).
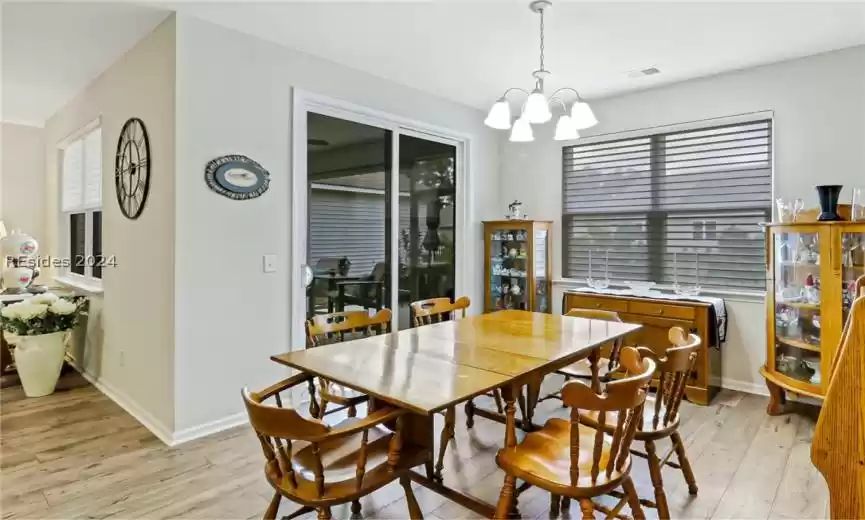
[
  {"x1": 563, "y1": 119, "x2": 772, "y2": 292},
  {"x1": 61, "y1": 140, "x2": 83, "y2": 212},
  {"x1": 62, "y1": 128, "x2": 101, "y2": 211},
  {"x1": 83, "y1": 128, "x2": 102, "y2": 208}
]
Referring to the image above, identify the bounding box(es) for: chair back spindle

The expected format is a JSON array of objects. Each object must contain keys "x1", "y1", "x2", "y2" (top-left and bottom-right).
[
  {"x1": 561, "y1": 346, "x2": 655, "y2": 486},
  {"x1": 411, "y1": 296, "x2": 470, "y2": 326}
]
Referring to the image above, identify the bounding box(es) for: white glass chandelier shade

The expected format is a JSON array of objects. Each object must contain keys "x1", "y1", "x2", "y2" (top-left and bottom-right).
[
  {"x1": 524, "y1": 88, "x2": 552, "y2": 124},
  {"x1": 484, "y1": 99, "x2": 512, "y2": 130},
  {"x1": 553, "y1": 115, "x2": 579, "y2": 141},
  {"x1": 571, "y1": 100, "x2": 598, "y2": 130},
  {"x1": 509, "y1": 115, "x2": 534, "y2": 142}
]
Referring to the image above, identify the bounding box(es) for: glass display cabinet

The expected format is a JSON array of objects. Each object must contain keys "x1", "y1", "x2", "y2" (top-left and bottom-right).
[
  {"x1": 483, "y1": 220, "x2": 552, "y2": 313},
  {"x1": 762, "y1": 221, "x2": 865, "y2": 414}
]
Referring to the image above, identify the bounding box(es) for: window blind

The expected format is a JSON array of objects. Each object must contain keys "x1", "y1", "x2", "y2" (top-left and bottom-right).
[
  {"x1": 62, "y1": 128, "x2": 102, "y2": 212},
  {"x1": 563, "y1": 119, "x2": 772, "y2": 291}
]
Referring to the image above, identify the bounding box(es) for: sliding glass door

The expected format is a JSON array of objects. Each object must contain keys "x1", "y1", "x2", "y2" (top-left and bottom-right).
[
  {"x1": 396, "y1": 134, "x2": 457, "y2": 330},
  {"x1": 304, "y1": 113, "x2": 393, "y2": 320},
  {"x1": 294, "y1": 101, "x2": 462, "y2": 346}
]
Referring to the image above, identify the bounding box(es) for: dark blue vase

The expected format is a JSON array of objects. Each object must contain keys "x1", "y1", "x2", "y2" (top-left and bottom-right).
[{"x1": 816, "y1": 185, "x2": 844, "y2": 221}]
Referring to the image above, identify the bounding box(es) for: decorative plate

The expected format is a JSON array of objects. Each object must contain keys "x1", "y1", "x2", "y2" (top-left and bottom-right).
[{"x1": 204, "y1": 155, "x2": 270, "y2": 200}]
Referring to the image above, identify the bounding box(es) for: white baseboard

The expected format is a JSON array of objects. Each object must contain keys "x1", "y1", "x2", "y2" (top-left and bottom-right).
[
  {"x1": 70, "y1": 363, "x2": 175, "y2": 446},
  {"x1": 721, "y1": 378, "x2": 769, "y2": 396},
  {"x1": 171, "y1": 412, "x2": 248, "y2": 445}
]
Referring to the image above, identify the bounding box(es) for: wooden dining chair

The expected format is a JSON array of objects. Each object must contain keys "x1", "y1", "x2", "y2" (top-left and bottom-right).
[
  {"x1": 410, "y1": 296, "x2": 503, "y2": 482},
  {"x1": 812, "y1": 292, "x2": 865, "y2": 519},
  {"x1": 306, "y1": 309, "x2": 392, "y2": 419},
  {"x1": 494, "y1": 346, "x2": 655, "y2": 520},
  {"x1": 242, "y1": 372, "x2": 428, "y2": 520},
  {"x1": 579, "y1": 327, "x2": 701, "y2": 519}
]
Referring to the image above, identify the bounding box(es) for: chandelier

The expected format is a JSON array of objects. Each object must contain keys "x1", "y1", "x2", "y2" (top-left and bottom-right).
[{"x1": 484, "y1": 0, "x2": 597, "y2": 142}]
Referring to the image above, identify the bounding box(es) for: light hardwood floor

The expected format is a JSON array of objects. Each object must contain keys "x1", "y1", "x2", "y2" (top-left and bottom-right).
[{"x1": 1, "y1": 373, "x2": 828, "y2": 519}]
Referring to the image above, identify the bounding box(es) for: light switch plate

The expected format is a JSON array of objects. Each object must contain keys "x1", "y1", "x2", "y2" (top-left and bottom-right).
[{"x1": 263, "y1": 254, "x2": 277, "y2": 273}]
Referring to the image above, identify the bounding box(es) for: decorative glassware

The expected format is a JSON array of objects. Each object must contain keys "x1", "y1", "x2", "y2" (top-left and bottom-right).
[
  {"x1": 776, "y1": 198, "x2": 792, "y2": 223},
  {"x1": 586, "y1": 249, "x2": 611, "y2": 290},
  {"x1": 852, "y1": 187, "x2": 864, "y2": 221},
  {"x1": 673, "y1": 251, "x2": 702, "y2": 296},
  {"x1": 792, "y1": 198, "x2": 805, "y2": 222}
]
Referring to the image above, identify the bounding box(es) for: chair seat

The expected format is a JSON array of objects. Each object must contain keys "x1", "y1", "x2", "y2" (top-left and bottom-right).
[
  {"x1": 579, "y1": 395, "x2": 679, "y2": 437},
  {"x1": 556, "y1": 357, "x2": 612, "y2": 378},
  {"x1": 293, "y1": 419, "x2": 392, "y2": 482},
  {"x1": 496, "y1": 418, "x2": 628, "y2": 492},
  {"x1": 266, "y1": 417, "x2": 424, "y2": 502}
]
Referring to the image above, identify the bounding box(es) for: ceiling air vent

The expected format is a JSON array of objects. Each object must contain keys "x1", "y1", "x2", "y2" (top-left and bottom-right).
[{"x1": 627, "y1": 67, "x2": 661, "y2": 79}]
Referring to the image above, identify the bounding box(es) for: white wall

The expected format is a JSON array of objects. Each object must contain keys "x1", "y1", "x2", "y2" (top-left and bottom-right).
[
  {"x1": 1, "y1": 123, "x2": 45, "y2": 240},
  {"x1": 42, "y1": 16, "x2": 176, "y2": 438},
  {"x1": 499, "y1": 45, "x2": 865, "y2": 391},
  {"x1": 173, "y1": 15, "x2": 499, "y2": 433}
]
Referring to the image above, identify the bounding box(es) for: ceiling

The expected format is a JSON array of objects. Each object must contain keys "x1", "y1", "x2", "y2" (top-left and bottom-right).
[
  {"x1": 3, "y1": 2, "x2": 865, "y2": 126},
  {"x1": 2, "y1": 2, "x2": 170, "y2": 125},
  {"x1": 174, "y1": 1, "x2": 865, "y2": 110}
]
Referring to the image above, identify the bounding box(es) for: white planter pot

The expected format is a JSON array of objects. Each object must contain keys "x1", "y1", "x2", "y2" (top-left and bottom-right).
[{"x1": 13, "y1": 331, "x2": 67, "y2": 397}]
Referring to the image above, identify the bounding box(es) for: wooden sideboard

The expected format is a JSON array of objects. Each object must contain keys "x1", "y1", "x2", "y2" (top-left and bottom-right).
[{"x1": 564, "y1": 291, "x2": 722, "y2": 405}]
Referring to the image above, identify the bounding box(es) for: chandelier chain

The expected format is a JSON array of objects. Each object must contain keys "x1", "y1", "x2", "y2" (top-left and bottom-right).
[{"x1": 539, "y1": 7, "x2": 545, "y2": 72}]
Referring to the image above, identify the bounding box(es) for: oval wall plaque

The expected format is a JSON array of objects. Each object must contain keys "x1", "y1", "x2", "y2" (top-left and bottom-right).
[{"x1": 204, "y1": 154, "x2": 270, "y2": 200}]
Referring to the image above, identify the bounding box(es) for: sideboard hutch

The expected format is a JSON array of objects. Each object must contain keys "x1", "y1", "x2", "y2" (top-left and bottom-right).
[{"x1": 564, "y1": 291, "x2": 721, "y2": 405}]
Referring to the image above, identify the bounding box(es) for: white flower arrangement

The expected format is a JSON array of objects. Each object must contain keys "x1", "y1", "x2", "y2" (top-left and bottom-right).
[{"x1": 0, "y1": 295, "x2": 85, "y2": 336}]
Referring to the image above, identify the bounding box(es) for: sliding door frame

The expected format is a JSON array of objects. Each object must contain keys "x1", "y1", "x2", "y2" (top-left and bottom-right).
[{"x1": 290, "y1": 89, "x2": 471, "y2": 351}]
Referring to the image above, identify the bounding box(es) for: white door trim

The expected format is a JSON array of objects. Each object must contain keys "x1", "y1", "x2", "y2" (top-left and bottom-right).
[{"x1": 290, "y1": 89, "x2": 472, "y2": 350}]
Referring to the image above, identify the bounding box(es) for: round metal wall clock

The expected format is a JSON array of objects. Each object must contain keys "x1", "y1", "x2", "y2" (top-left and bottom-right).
[
  {"x1": 204, "y1": 154, "x2": 270, "y2": 200},
  {"x1": 114, "y1": 117, "x2": 151, "y2": 220}
]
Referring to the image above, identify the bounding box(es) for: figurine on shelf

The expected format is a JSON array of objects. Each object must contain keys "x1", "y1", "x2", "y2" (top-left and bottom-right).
[
  {"x1": 518, "y1": 244, "x2": 527, "y2": 257},
  {"x1": 804, "y1": 274, "x2": 821, "y2": 304},
  {"x1": 508, "y1": 247, "x2": 518, "y2": 258},
  {"x1": 510, "y1": 283, "x2": 522, "y2": 296},
  {"x1": 507, "y1": 200, "x2": 525, "y2": 220}
]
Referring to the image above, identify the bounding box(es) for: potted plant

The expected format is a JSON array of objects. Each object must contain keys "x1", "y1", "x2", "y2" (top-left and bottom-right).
[{"x1": 0, "y1": 294, "x2": 85, "y2": 397}]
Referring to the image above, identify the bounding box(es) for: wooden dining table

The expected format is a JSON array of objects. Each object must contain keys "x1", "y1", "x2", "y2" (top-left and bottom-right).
[{"x1": 271, "y1": 309, "x2": 641, "y2": 518}]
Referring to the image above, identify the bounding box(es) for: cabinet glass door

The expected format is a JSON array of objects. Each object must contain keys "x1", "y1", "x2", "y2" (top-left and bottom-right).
[
  {"x1": 490, "y1": 228, "x2": 529, "y2": 310},
  {"x1": 841, "y1": 229, "x2": 865, "y2": 326},
  {"x1": 773, "y1": 230, "x2": 822, "y2": 387},
  {"x1": 533, "y1": 228, "x2": 549, "y2": 313}
]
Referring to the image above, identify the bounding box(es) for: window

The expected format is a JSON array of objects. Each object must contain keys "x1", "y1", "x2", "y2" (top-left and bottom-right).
[
  {"x1": 563, "y1": 119, "x2": 772, "y2": 292},
  {"x1": 61, "y1": 126, "x2": 103, "y2": 281}
]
